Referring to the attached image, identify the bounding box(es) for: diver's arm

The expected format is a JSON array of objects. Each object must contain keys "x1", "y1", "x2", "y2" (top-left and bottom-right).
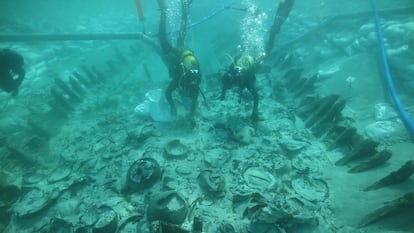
[
  {"x1": 177, "y1": 0, "x2": 190, "y2": 49},
  {"x1": 190, "y1": 93, "x2": 198, "y2": 116},
  {"x1": 265, "y1": 0, "x2": 295, "y2": 53}
]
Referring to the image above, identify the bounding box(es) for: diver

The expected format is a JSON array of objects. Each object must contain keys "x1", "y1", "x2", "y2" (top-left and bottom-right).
[
  {"x1": 221, "y1": 55, "x2": 259, "y2": 121},
  {"x1": 265, "y1": 0, "x2": 295, "y2": 54},
  {"x1": 157, "y1": 0, "x2": 202, "y2": 120},
  {"x1": 0, "y1": 48, "x2": 25, "y2": 96}
]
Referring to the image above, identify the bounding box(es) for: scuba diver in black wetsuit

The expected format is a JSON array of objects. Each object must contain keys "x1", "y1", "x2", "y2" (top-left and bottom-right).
[
  {"x1": 219, "y1": 1, "x2": 294, "y2": 121},
  {"x1": 157, "y1": 0, "x2": 202, "y2": 120},
  {"x1": 0, "y1": 48, "x2": 25, "y2": 96},
  {"x1": 265, "y1": 0, "x2": 295, "y2": 54},
  {"x1": 221, "y1": 55, "x2": 259, "y2": 121}
]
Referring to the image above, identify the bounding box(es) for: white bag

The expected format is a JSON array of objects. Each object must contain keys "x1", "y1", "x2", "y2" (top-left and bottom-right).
[{"x1": 134, "y1": 89, "x2": 174, "y2": 122}]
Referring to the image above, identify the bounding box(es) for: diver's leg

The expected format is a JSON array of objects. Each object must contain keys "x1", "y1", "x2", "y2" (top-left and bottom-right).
[
  {"x1": 247, "y1": 81, "x2": 259, "y2": 119},
  {"x1": 251, "y1": 89, "x2": 259, "y2": 118},
  {"x1": 166, "y1": 78, "x2": 178, "y2": 116},
  {"x1": 189, "y1": 93, "x2": 198, "y2": 116}
]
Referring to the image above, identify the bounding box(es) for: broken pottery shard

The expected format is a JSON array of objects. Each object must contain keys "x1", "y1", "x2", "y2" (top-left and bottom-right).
[
  {"x1": 117, "y1": 215, "x2": 143, "y2": 232},
  {"x1": 197, "y1": 170, "x2": 226, "y2": 198},
  {"x1": 364, "y1": 160, "x2": 414, "y2": 191},
  {"x1": 279, "y1": 138, "x2": 307, "y2": 154},
  {"x1": 291, "y1": 176, "x2": 329, "y2": 202},
  {"x1": 122, "y1": 158, "x2": 161, "y2": 194},
  {"x1": 93, "y1": 205, "x2": 118, "y2": 233},
  {"x1": 243, "y1": 167, "x2": 276, "y2": 191},
  {"x1": 348, "y1": 150, "x2": 392, "y2": 173},
  {"x1": 164, "y1": 139, "x2": 189, "y2": 159},
  {"x1": 147, "y1": 191, "x2": 188, "y2": 225},
  {"x1": 12, "y1": 187, "x2": 53, "y2": 217},
  {"x1": 358, "y1": 191, "x2": 414, "y2": 227},
  {"x1": 150, "y1": 221, "x2": 190, "y2": 233},
  {"x1": 335, "y1": 139, "x2": 379, "y2": 166},
  {"x1": 48, "y1": 165, "x2": 72, "y2": 183}
]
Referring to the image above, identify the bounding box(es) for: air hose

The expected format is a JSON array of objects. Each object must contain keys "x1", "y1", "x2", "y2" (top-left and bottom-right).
[
  {"x1": 188, "y1": 1, "x2": 236, "y2": 29},
  {"x1": 167, "y1": 1, "x2": 237, "y2": 35},
  {"x1": 370, "y1": 0, "x2": 414, "y2": 137}
]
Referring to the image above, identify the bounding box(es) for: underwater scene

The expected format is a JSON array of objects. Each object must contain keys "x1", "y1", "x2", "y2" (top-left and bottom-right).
[{"x1": 1, "y1": 0, "x2": 414, "y2": 232}]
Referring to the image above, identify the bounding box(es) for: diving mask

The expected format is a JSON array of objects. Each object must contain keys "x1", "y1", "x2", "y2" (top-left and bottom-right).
[
  {"x1": 234, "y1": 66, "x2": 244, "y2": 74},
  {"x1": 189, "y1": 69, "x2": 199, "y2": 74}
]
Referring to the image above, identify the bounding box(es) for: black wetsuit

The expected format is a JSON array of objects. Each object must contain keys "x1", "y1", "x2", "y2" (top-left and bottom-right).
[
  {"x1": 221, "y1": 63, "x2": 259, "y2": 119},
  {"x1": 0, "y1": 49, "x2": 25, "y2": 94},
  {"x1": 265, "y1": 0, "x2": 295, "y2": 53},
  {"x1": 158, "y1": 0, "x2": 200, "y2": 116}
]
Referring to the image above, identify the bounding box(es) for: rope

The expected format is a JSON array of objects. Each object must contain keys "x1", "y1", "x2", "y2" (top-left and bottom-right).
[{"x1": 370, "y1": 0, "x2": 414, "y2": 137}]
